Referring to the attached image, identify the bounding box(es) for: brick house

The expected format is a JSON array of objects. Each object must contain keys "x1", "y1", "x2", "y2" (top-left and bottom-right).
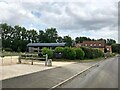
[{"x1": 75, "y1": 41, "x2": 112, "y2": 53}]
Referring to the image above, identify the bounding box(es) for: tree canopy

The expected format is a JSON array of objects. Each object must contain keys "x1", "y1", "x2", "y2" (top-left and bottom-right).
[{"x1": 0, "y1": 23, "x2": 117, "y2": 52}]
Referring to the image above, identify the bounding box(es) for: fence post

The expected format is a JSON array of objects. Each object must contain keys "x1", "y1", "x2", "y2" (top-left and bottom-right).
[
  {"x1": 1, "y1": 55, "x2": 4, "y2": 65},
  {"x1": 31, "y1": 55, "x2": 33, "y2": 65},
  {"x1": 11, "y1": 54, "x2": 12, "y2": 65},
  {"x1": 18, "y1": 55, "x2": 21, "y2": 64},
  {"x1": 45, "y1": 54, "x2": 48, "y2": 66}
]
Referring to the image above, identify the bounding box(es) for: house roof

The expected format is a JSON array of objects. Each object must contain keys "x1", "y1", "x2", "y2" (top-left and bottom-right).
[
  {"x1": 82, "y1": 41, "x2": 105, "y2": 44},
  {"x1": 75, "y1": 41, "x2": 106, "y2": 48},
  {"x1": 27, "y1": 43, "x2": 66, "y2": 47}
]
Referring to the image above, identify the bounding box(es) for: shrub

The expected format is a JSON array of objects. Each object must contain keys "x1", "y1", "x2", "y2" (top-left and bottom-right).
[
  {"x1": 68, "y1": 48, "x2": 76, "y2": 60},
  {"x1": 81, "y1": 47, "x2": 91, "y2": 59},
  {"x1": 98, "y1": 50, "x2": 104, "y2": 57},
  {"x1": 54, "y1": 47, "x2": 64, "y2": 59},
  {"x1": 81, "y1": 47, "x2": 104, "y2": 59},
  {"x1": 54, "y1": 47, "x2": 64, "y2": 53},
  {"x1": 74, "y1": 48, "x2": 85, "y2": 59},
  {"x1": 4, "y1": 48, "x2": 12, "y2": 52},
  {"x1": 63, "y1": 47, "x2": 76, "y2": 60},
  {"x1": 63, "y1": 47, "x2": 70, "y2": 59},
  {"x1": 41, "y1": 47, "x2": 53, "y2": 59}
]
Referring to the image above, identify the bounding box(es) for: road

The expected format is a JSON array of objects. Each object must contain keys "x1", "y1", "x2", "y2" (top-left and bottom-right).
[
  {"x1": 2, "y1": 57, "x2": 118, "y2": 89},
  {"x1": 60, "y1": 57, "x2": 118, "y2": 88},
  {"x1": 2, "y1": 61, "x2": 94, "y2": 88}
]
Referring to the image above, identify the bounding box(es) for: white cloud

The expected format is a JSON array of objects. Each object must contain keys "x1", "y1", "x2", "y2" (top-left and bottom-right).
[{"x1": 0, "y1": 0, "x2": 119, "y2": 42}]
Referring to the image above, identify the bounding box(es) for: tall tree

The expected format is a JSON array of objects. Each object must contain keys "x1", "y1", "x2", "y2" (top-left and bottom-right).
[
  {"x1": 63, "y1": 36, "x2": 73, "y2": 47},
  {"x1": 38, "y1": 30, "x2": 46, "y2": 43},
  {"x1": 106, "y1": 39, "x2": 116, "y2": 45},
  {"x1": 45, "y1": 28, "x2": 58, "y2": 43},
  {"x1": 97, "y1": 38, "x2": 106, "y2": 43},
  {"x1": 56, "y1": 36, "x2": 63, "y2": 43},
  {"x1": 75, "y1": 36, "x2": 91, "y2": 43}
]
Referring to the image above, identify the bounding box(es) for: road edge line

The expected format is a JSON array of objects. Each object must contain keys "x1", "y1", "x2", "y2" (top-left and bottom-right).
[{"x1": 49, "y1": 62, "x2": 100, "y2": 90}]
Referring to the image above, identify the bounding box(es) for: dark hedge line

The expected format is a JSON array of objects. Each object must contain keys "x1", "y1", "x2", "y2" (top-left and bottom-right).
[
  {"x1": 81, "y1": 47, "x2": 104, "y2": 59},
  {"x1": 41, "y1": 47, "x2": 104, "y2": 60}
]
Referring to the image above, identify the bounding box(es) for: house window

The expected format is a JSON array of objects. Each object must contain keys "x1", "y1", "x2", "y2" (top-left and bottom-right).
[
  {"x1": 107, "y1": 48, "x2": 109, "y2": 50},
  {"x1": 94, "y1": 44, "x2": 96, "y2": 46},
  {"x1": 90, "y1": 44, "x2": 92, "y2": 46},
  {"x1": 99, "y1": 44, "x2": 101, "y2": 46},
  {"x1": 79, "y1": 44, "x2": 81, "y2": 46},
  {"x1": 85, "y1": 44, "x2": 87, "y2": 46}
]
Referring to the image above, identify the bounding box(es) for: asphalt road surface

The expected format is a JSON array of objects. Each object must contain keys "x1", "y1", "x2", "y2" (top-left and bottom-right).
[
  {"x1": 60, "y1": 57, "x2": 118, "y2": 88},
  {"x1": 2, "y1": 56, "x2": 118, "y2": 89},
  {"x1": 2, "y1": 61, "x2": 94, "y2": 88}
]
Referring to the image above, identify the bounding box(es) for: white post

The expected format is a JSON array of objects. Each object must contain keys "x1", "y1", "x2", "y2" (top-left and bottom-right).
[
  {"x1": 45, "y1": 54, "x2": 48, "y2": 66},
  {"x1": 38, "y1": 47, "x2": 39, "y2": 53},
  {"x1": 11, "y1": 54, "x2": 12, "y2": 65}
]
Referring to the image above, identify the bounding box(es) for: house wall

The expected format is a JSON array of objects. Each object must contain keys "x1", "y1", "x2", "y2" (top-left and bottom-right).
[
  {"x1": 98, "y1": 48, "x2": 105, "y2": 53},
  {"x1": 106, "y1": 46, "x2": 112, "y2": 53}
]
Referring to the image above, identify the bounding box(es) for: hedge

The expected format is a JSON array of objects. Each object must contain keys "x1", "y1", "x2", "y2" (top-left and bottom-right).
[
  {"x1": 63, "y1": 47, "x2": 76, "y2": 60},
  {"x1": 54, "y1": 47, "x2": 64, "y2": 53},
  {"x1": 81, "y1": 47, "x2": 104, "y2": 59},
  {"x1": 41, "y1": 47, "x2": 53, "y2": 59},
  {"x1": 74, "y1": 48, "x2": 85, "y2": 59},
  {"x1": 41, "y1": 47, "x2": 104, "y2": 60},
  {"x1": 4, "y1": 48, "x2": 12, "y2": 52}
]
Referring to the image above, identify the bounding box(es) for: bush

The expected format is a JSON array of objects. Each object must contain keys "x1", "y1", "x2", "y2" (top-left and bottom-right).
[
  {"x1": 63, "y1": 47, "x2": 70, "y2": 59},
  {"x1": 63, "y1": 47, "x2": 76, "y2": 60},
  {"x1": 69, "y1": 48, "x2": 76, "y2": 60},
  {"x1": 74, "y1": 48, "x2": 85, "y2": 59},
  {"x1": 41, "y1": 47, "x2": 53, "y2": 59},
  {"x1": 4, "y1": 48, "x2": 12, "y2": 52},
  {"x1": 54, "y1": 47, "x2": 64, "y2": 53},
  {"x1": 81, "y1": 47, "x2": 91, "y2": 59},
  {"x1": 81, "y1": 47, "x2": 104, "y2": 59}
]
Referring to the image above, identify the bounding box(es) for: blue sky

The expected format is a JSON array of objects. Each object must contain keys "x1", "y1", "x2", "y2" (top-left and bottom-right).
[{"x1": 0, "y1": 0, "x2": 119, "y2": 42}]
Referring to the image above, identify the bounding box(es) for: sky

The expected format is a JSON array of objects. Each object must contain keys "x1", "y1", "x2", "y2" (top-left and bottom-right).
[{"x1": 0, "y1": 0, "x2": 119, "y2": 42}]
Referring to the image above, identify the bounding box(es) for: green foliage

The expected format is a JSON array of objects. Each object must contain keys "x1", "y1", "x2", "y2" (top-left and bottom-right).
[
  {"x1": 106, "y1": 39, "x2": 116, "y2": 45},
  {"x1": 17, "y1": 47, "x2": 21, "y2": 52},
  {"x1": 74, "y1": 48, "x2": 85, "y2": 59},
  {"x1": 63, "y1": 47, "x2": 76, "y2": 60},
  {"x1": 63, "y1": 36, "x2": 73, "y2": 47},
  {"x1": 112, "y1": 44, "x2": 120, "y2": 54},
  {"x1": 41, "y1": 47, "x2": 53, "y2": 59},
  {"x1": 4, "y1": 48, "x2": 12, "y2": 52},
  {"x1": 81, "y1": 47, "x2": 104, "y2": 59},
  {"x1": 68, "y1": 48, "x2": 76, "y2": 60},
  {"x1": 1, "y1": 23, "x2": 117, "y2": 54},
  {"x1": 54, "y1": 47, "x2": 64, "y2": 53},
  {"x1": 75, "y1": 37, "x2": 91, "y2": 43}
]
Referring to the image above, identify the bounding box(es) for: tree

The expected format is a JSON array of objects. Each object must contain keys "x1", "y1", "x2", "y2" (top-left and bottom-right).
[
  {"x1": 63, "y1": 36, "x2": 73, "y2": 47},
  {"x1": 56, "y1": 36, "x2": 63, "y2": 43},
  {"x1": 45, "y1": 28, "x2": 58, "y2": 43},
  {"x1": 106, "y1": 39, "x2": 116, "y2": 45},
  {"x1": 112, "y1": 44, "x2": 120, "y2": 54},
  {"x1": 75, "y1": 36, "x2": 91, "y2": 43},
  {"x1": 97, "y1": 38, "x2": 106, "y2": 43},
  {"x1": 38, "y1": 30, "x2": 46, "y2": 43}
]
